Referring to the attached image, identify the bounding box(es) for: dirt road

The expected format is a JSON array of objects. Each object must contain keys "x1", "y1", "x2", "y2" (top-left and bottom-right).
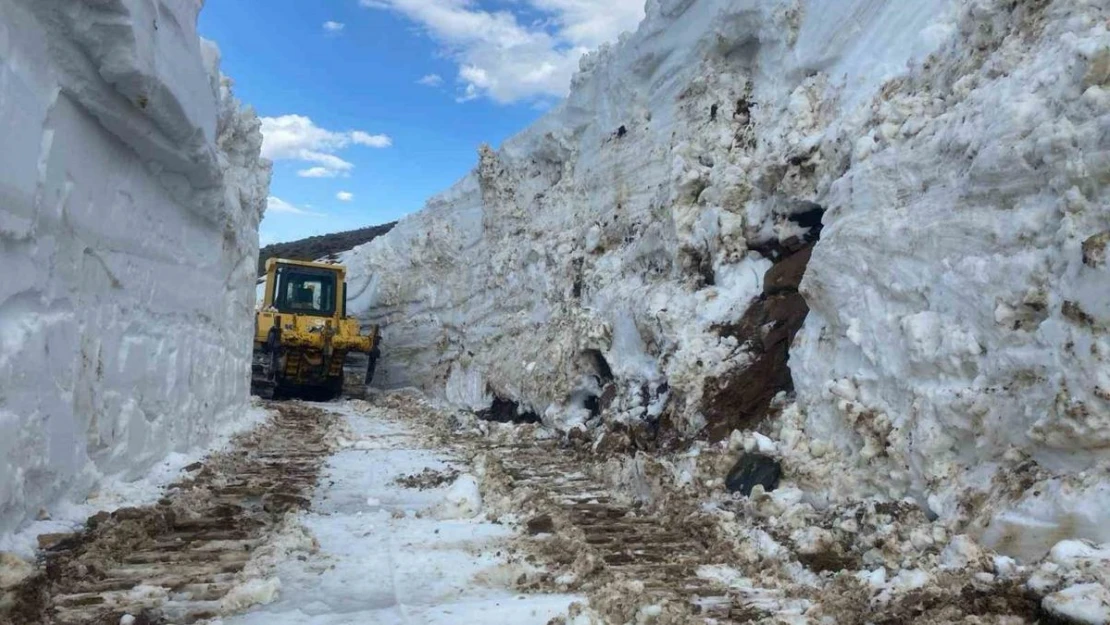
[
  {"x1": 5, "y1": 403, "x2": 337, "y2": 624},
  {"x1": 2, "y1": 400, "x2": 580, "y2": 625}
]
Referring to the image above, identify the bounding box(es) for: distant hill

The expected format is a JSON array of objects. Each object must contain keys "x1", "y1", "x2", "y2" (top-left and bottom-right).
[{"x1": 258, "y1": 223, "x2": 396, "y2": 275}]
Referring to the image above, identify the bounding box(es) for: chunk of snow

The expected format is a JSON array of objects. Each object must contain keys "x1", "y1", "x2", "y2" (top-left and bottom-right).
[
  {"x1": 220, "y1": 577, "x2": 282, "y2": 612},
  {"x1": 856, "y1": 567, "x2": 887, "y2": 589},
  {"x1": 1043, "y1": 583, "x2": 1110, "y2": 625},
  {"x1": 433, "y1": 474, "x2": 483, "y2": 519},
  {"x1": 940, "y1": 535, "x2": 984, "y2": 570}
]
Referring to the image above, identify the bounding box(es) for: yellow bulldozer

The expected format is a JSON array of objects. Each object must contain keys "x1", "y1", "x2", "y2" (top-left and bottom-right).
[{"x1": 252, "y1": 258, "x2": 380, "y2": 400}]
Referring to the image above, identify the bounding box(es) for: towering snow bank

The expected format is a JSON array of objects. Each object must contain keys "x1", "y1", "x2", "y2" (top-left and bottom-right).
[
  {"x1": 788, "y1": 0, "x2": 1110, "y2": 557},
  {"x1": 345, "y1": 0, "x2": 954, "y2": 424},
  {"x1": 0, "y1": 0, "x2": 270, "y2": 533},
  {"x1": 346, "y1": 0, "x2": 1110, "y2": 541}
]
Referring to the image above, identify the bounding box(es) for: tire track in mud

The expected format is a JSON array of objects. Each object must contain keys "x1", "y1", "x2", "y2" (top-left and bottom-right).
[
  {"x1": 4, "y1": 402, "x2": 338, "y2": 625},
  {"x1": 369, "y1": 393, "x2": 758, "y2": 623},
  {"x1": 479, "y1": 442, "x2": 760, "y2": 624},
  {"x1": 384, "y1": 386, "x2": 1057, "y2": 625}
]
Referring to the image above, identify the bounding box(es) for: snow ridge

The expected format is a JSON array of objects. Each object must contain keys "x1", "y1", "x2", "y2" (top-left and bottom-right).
[
  {"x1": 346, "y1": 0, "x2": 1110, "y2": 555},
  {"x1": 343, "y1": 0, "x2": 954, "y2": 433},
  {"x1": 0, "y1": 0, "x2": 271, "y2": 533}
]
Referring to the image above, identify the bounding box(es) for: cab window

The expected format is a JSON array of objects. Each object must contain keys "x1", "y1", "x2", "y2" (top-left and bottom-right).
[{"x1": 273, "y1": 268, "x2": 336, "y2": 316}]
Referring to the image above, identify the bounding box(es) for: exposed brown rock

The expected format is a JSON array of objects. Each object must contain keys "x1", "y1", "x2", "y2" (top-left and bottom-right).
[
  {"x1": 702, "y1": 241, "x2": 815, "y2": 441},
  {"x1": 526, "y1": 514, "x2": 556, "y2": 535},
  {"x1": 763, "y1": 243, "x2": 814, "y2": 295}
]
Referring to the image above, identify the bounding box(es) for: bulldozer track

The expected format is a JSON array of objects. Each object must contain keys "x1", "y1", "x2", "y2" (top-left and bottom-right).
[
  {"x1": 475, "y1": 441, "x2": 762, "y2": 624},
  {"x1": 5, "y1": 403, "x2": 337, "y2": 625}
]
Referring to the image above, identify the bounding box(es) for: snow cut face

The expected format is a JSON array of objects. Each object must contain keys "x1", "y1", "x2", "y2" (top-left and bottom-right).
[
  {"x1": 343, "y1": 0, "x2": 1110, "y2": 549},
  {"x1": 341, "y1": 0, "x2": 955, "y2": 436},
  {"x1": 0, "y1": 0, "x2": 270, "y2": 533}
]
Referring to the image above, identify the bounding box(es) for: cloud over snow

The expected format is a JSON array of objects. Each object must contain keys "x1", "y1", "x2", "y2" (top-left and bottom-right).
[
  {"x1": 267, "y1": 196, "x2": 323, "y2": 216},
  {"x1": 261, "y1": 115, "x2": 392, "y2": 178},
  {"x1": 361, "y1": 0, "x2": 645, "y2": 104}
]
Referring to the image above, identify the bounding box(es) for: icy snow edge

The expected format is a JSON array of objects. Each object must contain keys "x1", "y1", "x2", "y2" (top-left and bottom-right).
[{"x1": 0, "y1": 0, "x2": 272, "y2": 534}]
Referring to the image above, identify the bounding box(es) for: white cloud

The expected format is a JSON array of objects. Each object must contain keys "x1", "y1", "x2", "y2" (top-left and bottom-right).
[
  {"x1": 361, "y1": 0, "x2": 644, "y2": 104},
  {"x1": 261, "y1": 115, "x2": 391, "y2": 177},
  {"x1": 350, "y1": 131, "x2": 393, "y2": 148},
  {"x1": 298, "y1": 167, "x2": 339, "y2": 178},
  {"x1": 267, "y1": 196, "x2": 323, "y2": 216},
  {"x1": 417, "y1": 73, "x2": 443, "y2": 86},
  {"x1": 323, "y1": 21, "x2": 346, "y2": 33},
  {"x1": 337, "y1": 191, "x2": 355, "y2": 202}
]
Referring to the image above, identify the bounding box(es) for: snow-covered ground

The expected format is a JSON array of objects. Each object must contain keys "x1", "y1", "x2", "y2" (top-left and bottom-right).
[
  {"x1": 215, "y1": 402, "x2": 580, "y2": 624},
  {"x1": 0, "y1": 0, "x2": 270, "y2": 533},
  {"x1": 341, "y1": 0, "x2": 1110, "y2": 564}
]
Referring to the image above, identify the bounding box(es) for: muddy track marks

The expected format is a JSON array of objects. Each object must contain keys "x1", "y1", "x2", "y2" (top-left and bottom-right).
[
  {"x1": 4, "y1": 403, "x2": 337, "y2": 625},
  {"x1": 368, "y1": 391, "x2": 762, "y2": 623},
  {"x1": 478, "y1": 442, "x2": 759, "y2": 624}
]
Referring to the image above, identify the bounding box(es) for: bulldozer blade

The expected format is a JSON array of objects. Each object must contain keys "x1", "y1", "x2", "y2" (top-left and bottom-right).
[
  {"x1": 340, "y1": 351, "x2": 369, "y2": 399},
  {"x1": 251, "y1": 356, "x2": 276, "y2": 400}
]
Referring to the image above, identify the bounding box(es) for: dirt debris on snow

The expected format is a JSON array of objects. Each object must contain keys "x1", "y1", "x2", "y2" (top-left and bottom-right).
[
  {"x1": 702, "y1": 229, "x2": 819, "y2": 443},
  {"x1": 0, "y1": 403, "x2": 338, "y2": 625},
  {"x1": 393, "y1": 467, "x2": 462, "y2": 490},
  {"x1": 348, "y1": 391, "x2": 1105, "y2": 624}
]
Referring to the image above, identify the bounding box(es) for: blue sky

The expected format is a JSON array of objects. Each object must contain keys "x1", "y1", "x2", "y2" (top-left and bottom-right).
[{"x1": 198, "y1": 0, "x2": 644, "y2": 245}]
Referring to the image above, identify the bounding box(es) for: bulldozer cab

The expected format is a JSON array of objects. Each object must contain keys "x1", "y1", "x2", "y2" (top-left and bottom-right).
[{"x1": 264, "y1": 261, "x2": 340, "y2": 317}]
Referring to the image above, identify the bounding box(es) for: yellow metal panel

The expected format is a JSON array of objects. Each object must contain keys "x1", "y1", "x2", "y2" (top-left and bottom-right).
[
  {"x1": 255, "y1": 312, "x2": 277, "y2": 343},
  {"x1": 266, "y1": 257, "x2": 347, "y2": 277}
]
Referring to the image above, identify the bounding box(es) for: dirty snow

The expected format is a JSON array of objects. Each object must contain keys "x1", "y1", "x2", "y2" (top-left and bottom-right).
[
  {"x1": 0, "y1": 0, "x2": 271, "y2": 534},
  {"x1": 342, "y1": 0, "x2": 963, "y2": 432},
  {"x1": 342, "y1": 0, "x2": 1110, "y2": 577},
  {"x1": 334, "y1": 0, "x2": 1110, "y2": 617},
  {"x1": 214, "y1": 402, "x2": 580, "y2": 624},
  {"x1": 0, "y1": 403, "x2": 272, "y2": 561}
]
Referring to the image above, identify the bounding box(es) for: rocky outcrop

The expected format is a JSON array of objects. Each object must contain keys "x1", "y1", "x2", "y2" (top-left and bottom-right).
[{"x1": 702, "y1": 211, "x2": 822, "y2": 441}]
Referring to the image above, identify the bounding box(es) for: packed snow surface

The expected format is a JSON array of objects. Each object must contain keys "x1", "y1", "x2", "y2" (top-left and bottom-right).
[
  {"x1": 216, "y1": 402, "x2": 579, "y2": 624},
  {"x1": 0, "y1": 0, "x2": 270, "y2": 533},
  {"x1": 344, "y1": 0, "x2": 1110, "y2": 563}
]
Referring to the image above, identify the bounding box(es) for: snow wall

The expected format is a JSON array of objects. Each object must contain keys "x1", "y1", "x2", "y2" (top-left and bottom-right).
[
  {"x1": 0, "y1": 0, "x2": 270, "y2": 533},
  {"x1": 344, "y1": 0, "x2": 1110, "y2": 555}
]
